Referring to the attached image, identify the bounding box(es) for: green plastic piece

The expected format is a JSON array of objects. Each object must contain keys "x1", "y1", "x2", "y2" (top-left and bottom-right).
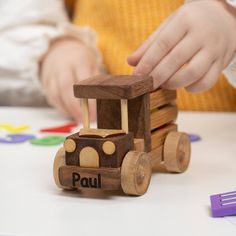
[{"x1": 30, "y1": 136, "x2": 65, "y2": 146}]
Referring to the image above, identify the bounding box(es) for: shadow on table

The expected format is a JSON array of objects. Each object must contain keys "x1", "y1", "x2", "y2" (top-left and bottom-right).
[{"x1": 53, "y1": 188, "x2": 132, "y2": 200}]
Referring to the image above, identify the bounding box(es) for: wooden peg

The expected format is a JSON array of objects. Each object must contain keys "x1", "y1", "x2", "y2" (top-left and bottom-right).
[
  {"x1": 121, "y1": 99, "x2": 128, "y2": 134},
  {"x1": 81, "y1": 98, "x2": 90, "y2": 128}
]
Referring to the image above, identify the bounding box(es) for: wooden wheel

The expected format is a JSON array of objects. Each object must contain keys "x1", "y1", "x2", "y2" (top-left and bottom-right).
[
  {"x1": 53, "y1": 147, "x2": 75, "y2": 190},
  {"x1": 121, "y1": 151, "x2": 151, "y2": 196},
  {"x1": 163, "y1": 131, "x2": 191, "y2": 173}
]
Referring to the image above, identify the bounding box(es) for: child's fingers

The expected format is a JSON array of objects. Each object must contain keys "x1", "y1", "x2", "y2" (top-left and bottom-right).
[
  {"x1": 149, "y1": 35, "x2": 201, "y2": 89},
  {"x1": 127, "y1": 13, "x2": 176, "y2": 66},
  {"x1": 75, "y1": 62, "x2": 95, "y2": 81},
  {"x1": 61, "y1": 89, "x2": 81, "y2": 122},
  {"x1": 127, "y1": 32, "x2": 157, "y2": 67},
  {"x1": 40, "y1": 58, "x2": 50, "y2": 84},
  {"x1": 162, "y1": 50, "x2": 214, "y2": 89},
  {"x1": 186, "y1": 60, "x2": 221, "y2": 93},
  {"x1": 47, "y1": 78, "x2": 68, "y2": 116},
  {"x1": 41, "y1": 64, "x2": 72, "y2": 118},
  {"x1": 57, "y1": 70, "x2": 82, "y2": 122},
  {"x1": 133, "y1": 16, "x2": 187, "y2": 76}
]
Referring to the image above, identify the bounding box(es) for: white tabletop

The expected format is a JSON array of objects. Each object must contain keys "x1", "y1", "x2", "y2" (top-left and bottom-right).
[{"x1": 0, "y1": 107, "x2": 236, "y2": 236}]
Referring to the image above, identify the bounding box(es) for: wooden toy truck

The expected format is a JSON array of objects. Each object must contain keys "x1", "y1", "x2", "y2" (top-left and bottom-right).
[{"x1": 53, "y1": 75, "x2": 191, "y2": 196}]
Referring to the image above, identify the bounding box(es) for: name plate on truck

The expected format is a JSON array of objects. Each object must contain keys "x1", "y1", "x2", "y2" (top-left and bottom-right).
[{"x1": 59, "y1": 166, "x2": 121, "y2": 190}]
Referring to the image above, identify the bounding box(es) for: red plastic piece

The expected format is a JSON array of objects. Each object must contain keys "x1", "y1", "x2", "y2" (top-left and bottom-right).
[{"x1": 40, "y1": 123, "x2": 77, "y2": 133}]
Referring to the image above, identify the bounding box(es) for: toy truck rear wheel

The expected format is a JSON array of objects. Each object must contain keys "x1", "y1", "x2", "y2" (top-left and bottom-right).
[
  {"x1": 163, "y1": 131, "x2": 191, "y2": 173},
  {"x1": 53, "y1": 147, "x2": 75, "y2": 190},
  {"x1": 121, "y1": 151, "x2": 151, "y2": 196}
]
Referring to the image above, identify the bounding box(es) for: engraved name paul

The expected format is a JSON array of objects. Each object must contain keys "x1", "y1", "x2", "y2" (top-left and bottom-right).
[{"x1": 72, "y1": 172, "x2": 101, "y2": 188}]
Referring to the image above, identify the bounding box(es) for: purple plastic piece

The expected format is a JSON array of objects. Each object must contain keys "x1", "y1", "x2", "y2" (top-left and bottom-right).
[
  {"x1": 0, "y1": 134, "x2": 36, "y2": 144},
  {"x1": 210, "y1": 191, "x2": 236, "y2": 217},
  {"x1": 188, "y1": 134, "x2": 201, "y2": 142}
]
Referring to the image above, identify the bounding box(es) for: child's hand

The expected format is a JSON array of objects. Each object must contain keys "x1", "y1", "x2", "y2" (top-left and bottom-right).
[
  {"x1": 128, "y1": 0, "x2": 236, "y2": 92},
  {"x1": 41, "y1": 37, "x2": 98, "y2": 122}
]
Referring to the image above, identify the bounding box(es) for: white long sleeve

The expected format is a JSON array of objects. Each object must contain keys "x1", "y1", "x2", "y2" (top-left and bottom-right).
[
  {"x1": 227, "y1": 0, "x2": 236, "y2": 7},
  {"x1": 223, "y1": 55, "x2": 236, "y2": 87},
  {"x1": 0, "y1": 0, "x2": 102, "y2": 106}
]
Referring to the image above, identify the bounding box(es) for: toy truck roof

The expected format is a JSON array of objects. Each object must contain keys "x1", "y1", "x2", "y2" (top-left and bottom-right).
[{"x1": 73, "y1": 75, "x2": 154, "y2": 99}]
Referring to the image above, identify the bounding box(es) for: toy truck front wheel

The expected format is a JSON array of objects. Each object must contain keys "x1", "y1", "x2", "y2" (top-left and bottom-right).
[
  {"x1": 121, "y1": 151, "x2": 151, "y2": 196},
  {"x1": 53, "y1": 147, "x2": 75, "y2": 190}
]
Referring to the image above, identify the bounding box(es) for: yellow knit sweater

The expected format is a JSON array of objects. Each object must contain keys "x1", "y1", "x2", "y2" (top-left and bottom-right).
[{"x1": 73, "y1": 0, "x2": 236, "y2": 111}]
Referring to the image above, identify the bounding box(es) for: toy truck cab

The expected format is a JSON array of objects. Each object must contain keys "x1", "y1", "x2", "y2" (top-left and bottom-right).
[{"x1": 53, "y1": 75, "x2": 191, "y2": 196}]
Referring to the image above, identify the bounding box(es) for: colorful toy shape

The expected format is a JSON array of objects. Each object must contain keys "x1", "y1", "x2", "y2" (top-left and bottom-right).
[
  {"x1": 30, "y1": 136, "x2": 65, "y2": 146},
  {"x1": 0, "y1": 124, "x2": 30, "y2": 133},
  {"x1": 40, "y1": 123, "x2": 77, "y2": 133},
  {"x1": 0, "y1": 123, "x2": 79, "y2": 146},
  {"x1": 188, "y1": 133, "x2": 201, "y2": 142},
  {"x1": 0, "y1": 134, "x2": 36, "y2": 144},
  {"x1": 210, "y1": 190, "x2": 236, "y2": 217}
]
